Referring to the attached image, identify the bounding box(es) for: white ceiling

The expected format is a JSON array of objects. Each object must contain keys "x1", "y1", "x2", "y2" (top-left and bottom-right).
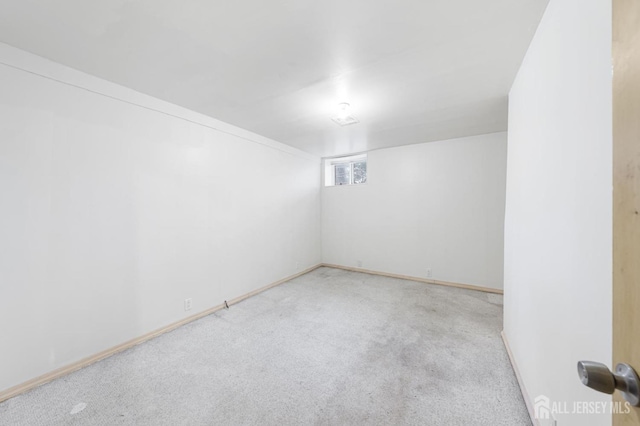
[{"x1": 0, "y1": 0, "x2": 548, "y2": 157}]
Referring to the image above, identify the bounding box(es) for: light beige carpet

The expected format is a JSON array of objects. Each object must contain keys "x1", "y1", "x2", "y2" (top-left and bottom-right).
[{"x1": 0, "y1": 267, "x2": 530, "y2": 425}]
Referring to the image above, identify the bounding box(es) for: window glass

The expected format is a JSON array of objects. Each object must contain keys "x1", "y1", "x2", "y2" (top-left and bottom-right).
[
  {"x1": 334, "y1": 163, "x2": 351, "y2": 185},
  {"x1": 353, "y1": 161, "x2": 367, "y2": 184}
]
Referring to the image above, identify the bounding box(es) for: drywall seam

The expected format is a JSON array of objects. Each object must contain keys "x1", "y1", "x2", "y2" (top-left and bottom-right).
[{"x1": 0, "y1": 45, "x2": 317, "y2": 163}]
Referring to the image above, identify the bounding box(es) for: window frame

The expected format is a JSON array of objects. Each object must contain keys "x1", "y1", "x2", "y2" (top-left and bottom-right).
[{"x1": 324, "y1": 154, "x2": 367, "y2": 187}]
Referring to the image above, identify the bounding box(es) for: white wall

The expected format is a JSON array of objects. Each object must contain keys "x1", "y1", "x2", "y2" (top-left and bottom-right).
[
  {"x1": 0, "y1": 43, "x2": 321, "y2": 393},
  {"x1": 322, "y1": 132, "x2": 507, "y2": 290},
  {"x1": 504, "y1": 1, "x2": 612, "y2": 425}
]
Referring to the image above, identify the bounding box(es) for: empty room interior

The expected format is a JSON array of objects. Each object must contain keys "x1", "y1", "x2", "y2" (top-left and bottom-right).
[{"x1": 1, "y1": 0, "x2": 635, "y2": 425}]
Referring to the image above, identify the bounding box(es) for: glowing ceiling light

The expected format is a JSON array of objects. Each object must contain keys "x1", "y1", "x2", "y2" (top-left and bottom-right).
[{"x1": 332, "y1": 102, "x2": 359, "y2": 126}]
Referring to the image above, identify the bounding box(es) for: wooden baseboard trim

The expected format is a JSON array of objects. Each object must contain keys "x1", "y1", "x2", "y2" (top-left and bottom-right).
[
  {"x1": 501, "y1": 331, "x2": 538, "y2": 426},
  {"x1": 320, "y1": 263, "x2": 503, "y2": 294},
  {"x1": 0, "y1": 263, "x2": 322, "y2": 403},
  {"x1": 226, "y1": 264, "x2": 322, "y2": 306}
]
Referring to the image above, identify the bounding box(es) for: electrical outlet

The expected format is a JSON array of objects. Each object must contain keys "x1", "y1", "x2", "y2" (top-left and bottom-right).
[
  {"x1": 184, "y1": 298, "x2": 192, "y2": 311},
  {"x1": 357, "y1": 260, "x2": 363, "y2": 267},
  {"x1": 426, "y1": 268, "x2": 432, "y2": 278}
]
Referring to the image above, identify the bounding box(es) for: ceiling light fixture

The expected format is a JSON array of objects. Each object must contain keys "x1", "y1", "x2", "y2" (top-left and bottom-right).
[
  {"x1": 332, "y1": 102, "x2": 359, "y2": 126},
  {"x1": 337, "y1": 102, "x2": 351, "y2": 118}
]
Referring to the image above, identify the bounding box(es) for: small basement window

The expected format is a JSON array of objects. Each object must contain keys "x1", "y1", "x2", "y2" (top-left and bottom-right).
[{"x1": 324, "y1": 154, "x2": 367, "y2": 186}]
